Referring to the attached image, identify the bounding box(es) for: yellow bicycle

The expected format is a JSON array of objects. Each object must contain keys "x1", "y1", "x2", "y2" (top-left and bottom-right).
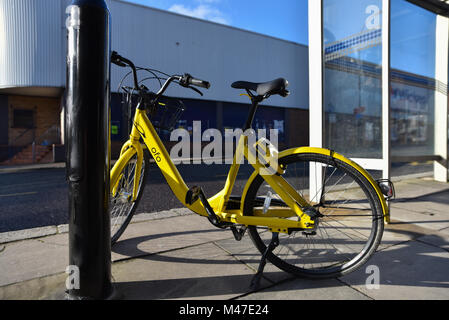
[{"x1": 109, "y1": 51, "x2": 393, "y2": 283}]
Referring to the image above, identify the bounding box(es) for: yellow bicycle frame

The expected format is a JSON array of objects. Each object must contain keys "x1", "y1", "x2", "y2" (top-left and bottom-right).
[{"x1": 111, "y1": 109, "x2": 389, "y2": 234}]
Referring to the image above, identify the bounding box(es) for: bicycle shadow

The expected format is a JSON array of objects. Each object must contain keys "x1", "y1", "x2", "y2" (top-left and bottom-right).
[
  {"x1": 111, "y1": 222, "x2": 449, "y2": 299},
  {"x1": 112, "y1": 228, "x2": 263, "y2": 265}
]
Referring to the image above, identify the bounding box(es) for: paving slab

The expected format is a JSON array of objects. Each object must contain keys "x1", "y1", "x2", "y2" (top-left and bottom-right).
[
  {"x1": 340, "y1": 240, "x2": 449, "y2": 300},
  {"x1": 240, "y1": 277, "x2": 370, "y2": 300},
  {"x1": 0, "y1": 236, "x2": 68, "y2": 287},
  {"x1": 417, "y1": 227, "x2": 449, "y2": 252},
  {"x1": 112, "y1": 214, "x2": 234, "y2": 261},
  {"x1": 380, "y1": 219, "x2": 433, "y2": 249},
  {"x1": 131, "y1": 208, "x2": 193, "y2": 223},
  {"x1": 392, "y1": 199, "x2": 449, "y2": 216},
  {"x1": 387, "y1": 207, "x2": 449, "y2": 231},
  {"x1": 0, "y1": 226, "x2": 58, "y2": 244},
  {"x1": 0, "y1": 273, "x2": 66, "y2": 300},
  {"x1": 393, "y1": 178, "x2": 449, "y2": 200},
  {"x1": 421, "y1": 189, "x2": 449, "y2": 202},
  {"x1": 112, "y1": 243, "x2": 271, "y2": 300},
  {"x1": 214, "y1": 236, "x2": 294, "y2": 284}
]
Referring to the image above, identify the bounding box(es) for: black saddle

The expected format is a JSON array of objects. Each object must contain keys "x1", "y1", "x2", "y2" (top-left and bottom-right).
[{"x1": 231, "y1": 78, "x2": 289, "y2": 97}]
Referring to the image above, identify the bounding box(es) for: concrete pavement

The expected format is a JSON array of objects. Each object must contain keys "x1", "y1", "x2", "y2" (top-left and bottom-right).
[{"x1": 0, "y1": 176, "x2": 449, "y2": 300}]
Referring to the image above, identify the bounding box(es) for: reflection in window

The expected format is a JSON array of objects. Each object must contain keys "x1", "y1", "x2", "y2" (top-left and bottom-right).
[
  {"x1": 323, "y1": 0, "x2": 383, "y2": 158},
  {"x1": 390, "y1": 0, "x2": 436, "y2": 157}
]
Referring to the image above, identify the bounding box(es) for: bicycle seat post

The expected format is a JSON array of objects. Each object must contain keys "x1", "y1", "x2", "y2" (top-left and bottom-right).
[{"x1": 243, "y1": 93, "x2": 263, "y2": 131}]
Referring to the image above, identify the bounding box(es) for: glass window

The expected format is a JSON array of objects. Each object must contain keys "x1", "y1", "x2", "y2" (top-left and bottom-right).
[
  {"x1": 390, "y1": 0, "x2": 436, "y2": 157},
  {"x1": 222, "y1": 102, "x2": 285, "y2": 143},
  {"x1": 323, "y1": 0, "x2": 383, "y2": 158}
]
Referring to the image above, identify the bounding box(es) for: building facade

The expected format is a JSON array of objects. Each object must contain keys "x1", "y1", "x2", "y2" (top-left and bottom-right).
[
  {"x1": 0, "y1": 0, "x2": 309, "y2": 163},
  {"x1": 0, "y1": 0, "x2": 444, "y2": 166}
]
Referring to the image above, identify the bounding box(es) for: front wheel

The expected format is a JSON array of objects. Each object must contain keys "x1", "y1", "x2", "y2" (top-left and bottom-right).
[
  {"x1": 110, "y1": 148, "x2": 149, "y2": 245},
  {"x1": 243, "y1": 152, "x2": 384, "y2": 279}
]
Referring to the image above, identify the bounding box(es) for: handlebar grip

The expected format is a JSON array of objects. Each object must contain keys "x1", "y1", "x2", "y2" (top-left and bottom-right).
[
  {"x1": 111, "y1": 51, "x2": 126, "y2": 67},
  {"x1": 189, "y1": 77, "x2": 210, "y2": 89},
  {"x1": 180, "y1": 73, "x2": 210, "y2": 89}
]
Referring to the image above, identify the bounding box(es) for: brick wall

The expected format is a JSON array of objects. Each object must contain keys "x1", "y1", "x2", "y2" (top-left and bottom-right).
[{"x1": 8, "y1": 95, "x2": 61, "y2": 146}]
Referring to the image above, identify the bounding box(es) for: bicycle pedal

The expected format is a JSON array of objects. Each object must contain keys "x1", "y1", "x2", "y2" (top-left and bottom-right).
[{"x1": 185, "y1": 186, "x2": 201, "y2": 205}]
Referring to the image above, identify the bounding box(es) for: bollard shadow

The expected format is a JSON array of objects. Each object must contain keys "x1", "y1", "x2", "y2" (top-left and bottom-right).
[{"x1": 111, "y1": 221, "x2": 449, "y2": 299}]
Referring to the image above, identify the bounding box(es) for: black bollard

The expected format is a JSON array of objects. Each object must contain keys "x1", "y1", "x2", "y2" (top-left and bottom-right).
[{"x1": 65, "y1": 0, "x2": 112, "y2": 299}]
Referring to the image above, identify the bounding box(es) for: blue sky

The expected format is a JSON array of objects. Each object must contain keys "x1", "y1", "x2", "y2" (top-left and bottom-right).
[
  {"x1": 125, "y1": 0, "x2": 436, "y2": 78},
  {"x1": 126, "y1": 0, "x2": 309, "y2": 44}
]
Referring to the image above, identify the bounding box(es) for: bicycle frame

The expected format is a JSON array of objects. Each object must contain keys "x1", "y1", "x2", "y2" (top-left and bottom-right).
[
  {"x1": 111, "y1": 108, "x2": 318, "y2": 233},
  {"x1": 109, "y1": 51, "x2": 390, "y2": 242}
]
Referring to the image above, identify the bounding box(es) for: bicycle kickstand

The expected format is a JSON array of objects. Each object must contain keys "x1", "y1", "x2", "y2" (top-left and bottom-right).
[{"x1": 250, "y1": 232, "x2": 279, "y2": 291}]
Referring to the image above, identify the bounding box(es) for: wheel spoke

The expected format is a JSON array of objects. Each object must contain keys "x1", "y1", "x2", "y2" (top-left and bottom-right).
[{"x1": 247, "y1": 154, "x2": 383, "y2": 277}]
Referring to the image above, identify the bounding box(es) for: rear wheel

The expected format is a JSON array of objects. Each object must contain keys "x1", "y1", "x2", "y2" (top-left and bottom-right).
[
  {"x1": 243, "y1": 152, "x2": 384, "y2": 278},
  {"x1": 110, "y1": 149, "x2": 149, "y2": 245}
]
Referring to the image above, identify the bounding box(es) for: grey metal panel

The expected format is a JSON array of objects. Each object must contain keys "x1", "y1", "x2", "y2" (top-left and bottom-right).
[
  {"x1": 108, "y1": 0, "x2": 309, "y2": 109},
  {"x1": 0, "y1": 0, "x2": 63, "y2": 89}
]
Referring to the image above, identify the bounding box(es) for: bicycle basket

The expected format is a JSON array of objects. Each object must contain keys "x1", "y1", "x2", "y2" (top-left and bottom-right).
[{"x1": 146, "y1": 95, "x2": 186, "y2": 131}]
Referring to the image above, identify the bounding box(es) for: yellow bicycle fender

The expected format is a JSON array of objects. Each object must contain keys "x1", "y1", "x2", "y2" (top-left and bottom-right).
[{"x1": 240, "y1": 147, "x2": 389, "y2": 220}]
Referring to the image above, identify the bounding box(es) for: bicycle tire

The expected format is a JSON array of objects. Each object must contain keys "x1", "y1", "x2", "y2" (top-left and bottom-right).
[
  {"x1": 243, "y1": 152, "x2": 384, "y2": 279},
  {"x1": 110, "y1": 148, "x2": 149, "y2": 245}
]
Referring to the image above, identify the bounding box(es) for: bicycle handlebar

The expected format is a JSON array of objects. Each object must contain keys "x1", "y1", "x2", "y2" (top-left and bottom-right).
[
  {"x1": 180, "y1": 73, "x2": 210, "y2": 89},
  {"x1": 111, "y1": 51, "x2": 210, "y2": 97},
  {"x1": 111, "y1": 51, "x2": 139, "y2": 90}
]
